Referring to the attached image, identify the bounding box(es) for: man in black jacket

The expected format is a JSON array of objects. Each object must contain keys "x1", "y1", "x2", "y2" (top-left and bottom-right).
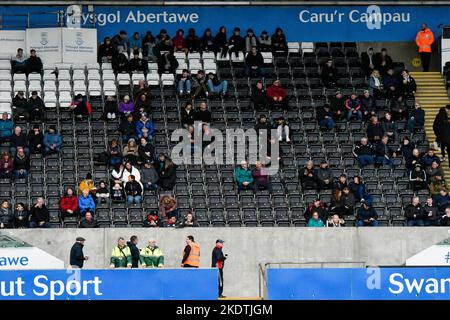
[
  {"x1": 251, "y1": 81, "x2": 269, "y2": 110},
  {"x1": 27, "y1": 91, "x2": 45, "y2": 122},
  {"x1": 127, "y1": 235, "x2": 140, "y2": 268},
  {"x1": 70, "y1": 237, "x2": 89, "y2": 268},
  {"x1": 25, "y1": 49, "x2": 43, "y2": 75},
  {"x1": 29, "y1": 197, "x2": 50, "y2": 228},
  {"x1": 405, "y1": 196, "x2": 425, "y2": 226},
  {"x1": 353, "y1": 137, "x2": 374, "y2": 168},
  {"x1": 129, "y1": 50, "x2": 148, "y2": 75},
  {"x1": 245, "y1": 46, "x2": 265, "y2": 77},
  {"x1": 375, "y1": 136, "x2": 396, "y2": 167},
  {"x1": 317, "y1": 104, "x2": 336, "y2": 130},
  {"x1": 10, "y1": 126, "x2": 29, "y2": 157},
  {"x1": 212, "y1": 239, "x2": 227, "y2": 298}
]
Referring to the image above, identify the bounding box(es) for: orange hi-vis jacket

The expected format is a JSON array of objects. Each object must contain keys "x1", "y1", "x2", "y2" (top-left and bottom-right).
[
  {"x1": 416, "y1": 28, "x2": 434, "y2": 53},
  {"x1": 183, "y1": 242, "x2": 200, "y2": 267}
]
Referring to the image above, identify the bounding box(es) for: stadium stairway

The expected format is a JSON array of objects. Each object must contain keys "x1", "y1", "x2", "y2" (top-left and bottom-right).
[{"x1": 411, "y1": 71, "x2": 450, "y2": 185}]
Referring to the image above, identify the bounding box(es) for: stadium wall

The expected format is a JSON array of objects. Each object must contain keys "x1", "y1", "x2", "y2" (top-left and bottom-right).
[{"x1": 2, "y1": 228, "x2": 450, "y2": 297}]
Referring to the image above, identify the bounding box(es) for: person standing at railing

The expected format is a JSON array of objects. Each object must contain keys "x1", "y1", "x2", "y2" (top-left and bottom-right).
[{"x1": 415, "y1": 23, "x2": 434, "y2": 72}]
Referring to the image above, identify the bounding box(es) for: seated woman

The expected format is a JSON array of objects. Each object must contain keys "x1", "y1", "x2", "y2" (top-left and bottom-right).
[
  {"x1": 123, "y1": 138, "x2": 139, "y2": 165},
  {"x1": 104, "y1": 95, "x2": 118, "y2": 120},
  {"x1": 14, "y1": 202, "x2": 29, "y2": 228},
  {"x1": 266, "y1": 80, "x2": 287, "y2": 110},
  {"x1": 60, "y1": 188, "x2": 78, "y2": 220},
  {"x1": 330, "y1": 187, "x2": 356, "y2": 217},
  {"x1": 119, "y1": 95, "x2": 135, "y2": 117},
  {"x1": 108, "y1": 139, "x2": 123, "y2": 166},
  {"x1": 0, "y1": 152, "x2": 13, "y2": 178}
]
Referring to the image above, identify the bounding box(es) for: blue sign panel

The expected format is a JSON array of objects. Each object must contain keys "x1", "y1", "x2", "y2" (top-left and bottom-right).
[
  {"x1": 268, "y1": 268, "x2": 450, "y2": 300},
  {"x1": 0, "y1": 269, "x2": 217, "y2": 300}
]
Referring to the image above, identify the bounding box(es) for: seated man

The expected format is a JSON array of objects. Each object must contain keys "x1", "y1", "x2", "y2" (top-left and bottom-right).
[
  {"x1": 382, "y1": 68, "x2": 399, "y2": 101},
  {"x1": 251, "y1": 81, "x2": 269, "y2": 110},
  {"x1": 11, "y1": 48, "x2": 27, "y2": 74},
  {"x1": 266, "y1": 80, "x2": 287, "y2": 110},
  {"x1": 252, "y1": 161, "x2": 271, "y2": 192},
  {"x1": 12, "y1": 91, "x2": 29, "y2": 121},
  {"x1": 433, "y1": 187, "x2": 450, "y2": 213},
  {"x1": 407, "y1": 102, "x2": 425, "y2": 133},
  {"x1": 70, "y1": 94, "x2": 92, "y2": 119},
  {"x1": 245, "y1": 46, "x2": 265, "y2": 78},
  {"x1": 317, "y1": 160, "x2": 333, "y2": 190},
  {"x1": 300, "y1": 160, "x2": 318, "y2": 190},
  {"x1": 25, "y1": 49, "x2": 43, "y2": 75},
  {"x1": 375, "y1": 135, "x2": 396, "y2": 167},
  {"x1": 0, "y1": 112, "x2": 13, "y2": 144},
  {"x1": 192, "y1": 70, "x2": 209, "y2": 100},
  {"x1": 12, "y1": 147, "x2": 29, "y2": 179},
  {"x1": 43, "y1": 125, "x2": 62, "y2": 156},
  {"x1": 321, "y1": 59, "x2": 337, "y2": 88},
  {"x1": 330, "y1": 90, "x2": 346, "y2": 121},
  {"x1": 356, "y1": 202, "x2": 379, "y2": 227},
  {"x1": 422, "y1": 148, "x2": 440, "y2": 169},
  {"x1": 345, "y1": 92, "x2": 362, "y2": 121},
  {"x1": 234, "y1": 160, "x2": 254, "y2": 192},
  {"x1": 10, "y1": 126, "x2": 29, "y2": 157},
  {"x1": 366, "y1": 116, "x2": 384, "y2": 144},
  {"x1": 27, "y1": 91, "x2": 45, "y2": 122},
  {"x1": 176, "y1": 69, "x2": 192, "y2": 97},
  {"x1": 112, "y1": 52, "x2": 130, "y2": 74},
  {"x1": 129, "y1": 50, "x2": 149, "y2": 75},
  {"x1": 317, "y1": 104, "x2": 336, "y2": 130},
  {"x1": 409, "y1": 163, "x2": 428, "y2": 191},
  {"x1": 353, "y1": 137, "x2": 374, "y2": 168},
  {"x1": 405, "y1": 196, "x2": 425, "y2": 227}
]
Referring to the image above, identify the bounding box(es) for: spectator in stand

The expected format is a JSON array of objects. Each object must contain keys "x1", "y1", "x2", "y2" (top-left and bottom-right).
[
  {"x1": 0, "y1": 200, "x2": 13, "y2": 229},
  {"x1": 12, "y1": 91, "x2": 29, "y2": 121},
  {"x1": 179, "y1": 212, "x2": 199, "y2": 228},
  {"x1": 381, "y1": 112, "x2": 398, "y2": 142},
  {"x1": 207, "y1": 73, "x2": 228, "y2": 97},
  {"x1": 27, "y1": 125, "x2": 43, "y2": 154},
  {"x1": 135, "y1": 112, "x2": 154, "y2": 140},
  {"x1": 12, "y1": 147, "x2": 29, "y2": 179},
  {"x1": 228, "y1": 27, "x2": 245, "y2": 58},
  {"x1": 27, "y1": 91, "x2": 45, "y2": 122},
  {"x1": 267, "y1": 80, "x2": 287, "y2": 110},
  {"x1": 345, "y1": 92, "x2": 362, "y2": 121},
  {"x1": 259, "y1": 31, "x2": 272, "y2": 52},
  {"x1": 252, "y1": 161, "x2": 271, "y2": 192},
  {"x1": 186, "y1": 28, "x2": 200, "y2": 52},
  {"x1": 409, "y1": 163, "x2": 428, "y2": 191},
  {"x1": 399, "y1": 69, "x2": 417, "y2": 99},
  {"x1": 356, "y1": 202, "x2": 379, "y2": 227},
  {"x1": 321, "y1": 59, "x2": 337, "y2": 88},
  {"x1": 368, "y1": 70, "x2": 383, "y2": 99},
  {"x1": 134, "y1": 93, "x2": 151, "y2": 117},
  {"x1": 423, "y1": 197, "x2": 438, "y2": 226},
  {"x1": 111, "y1": 30, "x2": 128, "y2": 53},
  {"x1": 78, "y1": 173, "x2": 96, "y2": 196},
  {"x1": 334, "y1": 174, "x2": 348, "y2": 191},
  {"x1": 12, "y1": 48, "x2": 27, "y2": 73},
  {"x1": 245, "y1": 46, "x2": 265, "y2": 78},
  {"x1": 96, "y1": 181, "x2": 110, "y2": 204},
  {"x1": 405, "y1": 196, "x2": 425, "y2": 226},
  {"x1": 129, "y1": 32, "x2": 142, "y2": 53},
  {"x1": 383, "y1": 68, "x2": 399, "y2": 101},
  {"x1": 349, "y1": 176, "x2": 374, "y2": 205},
  {"x1": 0, "y1": 152, "x2": 13, "y2": 178},
  {"x1": 112, "y1": 52, "x2": 129, "y2": 74},
  {"x1": 271, "y1": 27, "x2": 288, "y2": 55},
  {"x1": 14, "y1": 202, "x2": 28, "y2": 228},
  {"x1": 29, "y1": 197, "x2": 50, "y2": 228},
  {"x1": 43, "y1": 125, "x2": 62, "y2": 157},
  {"x1": 251, "y1": 81, "x2": 269, "y2": 110},
  {"x1": 79, "y1": 211, "x2": 98, "y2": 228},
  {"x1": 155, "y1": 154, "x2": 176, "y2": 191},
  {"x1": 70, "y1": 94, "x2": 91, "y2": 119},
  {"x1": 361, "y1": 47, "x2": 376, "y2": 76},
  {"x1": 98, "y1": 37, "x2": 115, "y2": 63},
  {"x1": 119, "y1": 95, "x2": 135, "y2": 117},
  {"x1": 367, "y1": 116, "x2": 384, "y2": 144},
  {"x1": 194, "y1": 101, "x2": 212, "y2": 124},
  {"x1": 25, "y1": 49, "x2": 43, "y2": 75},
  {"x1": 234, "y1": 160, "x2": 254, "y2": 192},
  {"x1": 397, "y1": 136, "x2": 415, "y2": 160},
  {"x1": 437, "y1": 115, "x2": 450, "y2": 168},
  {"x1": 103, "y1": 96, "x2": 118, "y2": 121},
  {"x1": 143, "y1": 210, "x2": 162, "y2": 228},
  {"x1": 300, "y1": 160, "x2": 318, "y2": 191},
  {"x1": 433, "y1": 188, "x2": 450, "y2": 212},
  {"x1": 129, "y1": 50, "x2": 149, "y2": 75},
  {"x1": 60, "y1": 188, "x2": 78, "y2": 220},
  {"x1": 307, "y1": 211, "x2": 325, "y2": 227},
  {"x1": 406, "y1": 148, "x2": 423, "y2": 171},
  {"x1": 317, "y1": 160, "x2": 333, "y2": 190},
  {"x1": 119, "y1": 114, "x2": 136, "y2": 143},
  {"x1": 440, "y1": 207, "x2": 450, "y2": 226},
  {"x1": 353, "y1": 137, "x2": 374, "y2": 168},
  {"x1": 214, "y1": 26, "x2": 229, "y2": 58},
  {"x1": 422, "y1": 148, "x2": 440, "y2": 169},
  {"x1": 244, "y1": 29, "x2": 259, "y2": 53},
  {"x1": 10, "y1": 126, "x2": 29, "y2": 157},
  {"x1": 156, "y1": 29, "x2": 171, "y2": 45},
  {"x1": 78, "y1": 189, "x2": 96, "y2": 216},
  {"x1": 304, "y1": 198, "x2": 328, "y2": 223},
  {"x1": 317, "y1": 103, "x2": 336, "y2": 130},
  {"x1": 107, "y1": 139, "x2": 123, "y2": 166},
  {"x1": 330, "y1": 90, "x2": 346, "y2": 121},
  {"x1": 426, "y1": 161, "x2": 445, "y2": 184},
  {"x1": 124, "y1": 175, "x2": 143, "y2": 205},
  {"x1": 159, "y1": 194, "x2": 178, "y2": 219},
  {"x1": 327, "y1": 214, "x2": 345, "y2": 227},
  {"x1": 133, "y1": 79, "x2": 151, "y2": 102},
  {"x1": 375, "y1": 135, "x2": 396, "y2": 167},
  {"x1": 111, "y1": 182, "x2": 126, "y2": 202},
  {"x1": 122, "y1": 161, "x2": 141, "y2": 183},
  {"x1": 374, "y1": 48, "x2": 393, "y2": 76},
  {"x1": 181, "y1": 102, "x2": 196, "y2": 128},
  {"x1": 200, "y1": 28, "x2": 215, "y2": 52},
  {"x1": 407, "y1": 102, "x2": 425, "y2": 133},
  {"x1": 331, "y1": 187, "x2": 355, "y2": 217},
  {"x1": 192, "y1": 70, "x2": 209, "y2": 100},
  {"x1": 177, "y1": 69, "x2": 192, "y2": 97},
  {"x1": 0, "y1": 112, "x2": 13, "y2": 144},
  {"x1": 430, "y1": 174, "x2": 446, "y2": 197},
  {"x1": 254, "y1": 114, "x2": 272, "y2": 136},
  {"x1": 360, "y1": 90, "x2": 376, "y2": 121},
  {"x1": 138, "y1": 137, "x2": 154, "y2": 165},
  {"x1": 141, "y1": 160, "x2": 159, "y2": 192},
  {"x1": 275, "y1": 116, "x2": 290, "y2": 142},
  {"x1": 164, "y1": 215, "x2": 179, "y2": 228},
  {"x1": 156, "y1": 50, "x2": 178, "y2": 75},
  {"x1": 140, "y1": 239, "x2": 165, "y2": 267}
]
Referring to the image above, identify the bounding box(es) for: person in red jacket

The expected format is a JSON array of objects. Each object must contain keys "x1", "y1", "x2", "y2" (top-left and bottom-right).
[
  {"x1": 60, "y1": 187, "x2": 79, "y2": 220},
  {"x1": 266, "y1": 79, "x2": 287, "y2": 110}
]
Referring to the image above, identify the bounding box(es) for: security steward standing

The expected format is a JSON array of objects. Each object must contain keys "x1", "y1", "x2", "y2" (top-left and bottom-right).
[
  {"x1": 70, "y1": 237, "x2": 89, "y2": 268},
  {"x1": 212, "y1": 239, "x2": 227, "y2": 298},
  {"x1": 181, "y1": 235, "x2": 200, "y2": 268},
  {"x1": 415, "y1": 23, "x2": 435, "y2": 72}
]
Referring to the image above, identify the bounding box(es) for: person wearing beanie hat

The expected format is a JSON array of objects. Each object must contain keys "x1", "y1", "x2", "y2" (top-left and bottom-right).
[
  {"x1": 27, "y1": 90, "x2": 45, "y2": 121},
  {"x1": 27, "y1": 124, "x2": 44, "y2": 154},
  {"x1": 43, "y1": 125, "x2": 62, "y2": 157},
  {"x1": 251, "y1": 80, "x2": 269, "y2": 110}
]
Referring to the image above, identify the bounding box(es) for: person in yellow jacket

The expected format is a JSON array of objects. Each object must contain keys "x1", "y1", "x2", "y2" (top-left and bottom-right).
[
  {"x1": 415, "y1": 23, "x2": 434, "y2": 72},
  {"x1": 110, "y1": 237, "x2": 132, "y2": 268},
  {"x1": 181, "y1": 235, "x2": 200, "y2": 268},
  {"x1": 78, "y1": 173, "x2": 96, "y2": 195},
  {"x1": 140, "y1": 239, "x2": 165, "y2": 268}
]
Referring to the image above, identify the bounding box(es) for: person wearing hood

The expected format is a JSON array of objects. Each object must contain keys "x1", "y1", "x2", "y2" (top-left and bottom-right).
[
  {"x1": 127, "y1": 235, "x2": 140, "y2": 268},
  {"x1": 98, "y1": 37, "x2": 115, "y2": 63},
  {"x1": 43, "y1": 125, "x2": 62, "y2": 156},
  {"x1": 200, "y1": 28, "x2": 215, "y2": 52},
  {"x1": 70, "y1": 94, "x2": 91, "y2": 118},
  {"x1": 409, "y1": 163, "x2": 427, "y2": 191}
]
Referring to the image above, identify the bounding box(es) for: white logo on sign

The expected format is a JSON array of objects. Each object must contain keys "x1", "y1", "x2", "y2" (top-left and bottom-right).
[
  {"x1": 40, "y1": 32, "x2": 48, "y2": 46},
  {"x1": 76, "y1": 32, "x2": 84, "y2": 46}
]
